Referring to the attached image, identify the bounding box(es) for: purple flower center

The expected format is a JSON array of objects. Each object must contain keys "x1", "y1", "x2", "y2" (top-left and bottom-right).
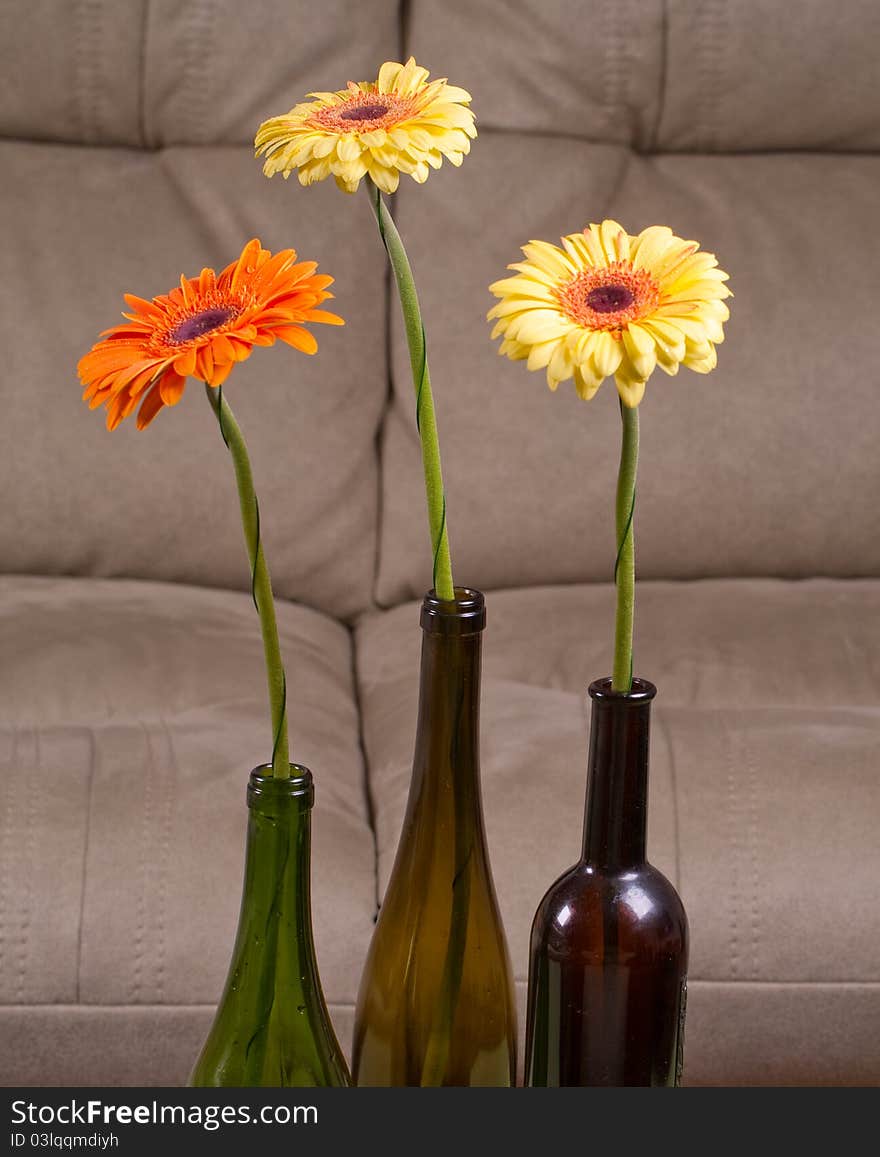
[
  {"x1": 586, "y1": 284, "x2": 635, "y2": 313},
  {"x1": 170, "y1": 307, "x2": 234, "y2": 344},
  {"x1": 339, "y1": 102, "x2": 388, "y2": 122}
]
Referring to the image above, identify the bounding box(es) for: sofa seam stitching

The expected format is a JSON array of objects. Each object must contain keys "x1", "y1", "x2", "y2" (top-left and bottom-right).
[
  {"x1": 131, "y1": 726, "x2": 152, "y2": 1003},
  {"x1": 656, "y1": 709, "x2": 682, "y2": 892},
  {"x1": 0, "y1": 728, "x2": 12, "y2": 999},
  {"x1": 17, "y1": 729, "x2": 36, "y2": 1003},
  {"x1": 747, "y1": 732, "x2": 761, "y2": 980},
  {"x1": 138, "y1": 0, "x2": 151, "y2": 148},
  {"x1": 74, "y1": 727, "x2": 97, "y2": 1004},
  {"x1": 155, "y1": 724, "x2": 176, "y2": 1003},
  {"x1": 726, "y1": 713, "x2": 740, "y2": 981},
  {"x1": 4, "y1": 978, "x2": 880, "y2": 1013},
  {"x1": 349, "y1": 624, "x2": 380, "y2": 916},
  {"x1": 648, "y1": 0, "x2": 669, "y2": 150}
]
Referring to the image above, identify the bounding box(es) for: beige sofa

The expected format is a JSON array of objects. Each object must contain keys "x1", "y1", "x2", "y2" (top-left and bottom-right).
[{"x1": 1, "y1": 0, "x2": 878, "y2": 1086}]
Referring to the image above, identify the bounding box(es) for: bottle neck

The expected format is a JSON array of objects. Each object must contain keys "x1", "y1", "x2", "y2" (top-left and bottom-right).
[
  {"x1": 413, "y1": 628, "x2": 481, "y2": 783},
  {"x1": 239, "y1": 768, "x2": 316, "y2": 966},
  {"x1": 411, "y1": 589, "x2": 485, "y2": 793},
  {"x1": 582, "y1": 679, "x2": 655, "y2": 870}
]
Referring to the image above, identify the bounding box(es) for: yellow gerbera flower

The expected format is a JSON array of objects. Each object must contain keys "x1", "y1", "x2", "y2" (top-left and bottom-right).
[
  {"x1": 255, "y1": 57, "x2": 476, "y2": 195},
  {"x1": 488, "y1": 220, "x2": 731, "y2": 407}
]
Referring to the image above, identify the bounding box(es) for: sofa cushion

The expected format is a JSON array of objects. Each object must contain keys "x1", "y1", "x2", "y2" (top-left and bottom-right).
[
  {"x1": 356, "y1": 579, "x2": 880, "y2": 1085},
  {"x1": 409, "y1": 0, "x2": 880, "y2": 151},
  {"x1": 0, "y1": 141, "x2": 387, "y2": 620},
  {"x1": 376, "y1": 134, "x2": 880, "y2": 602},
  {"x1": 0, "y1": 0, "x2": 399, "y2": 147},
  {"x1": 0, "y1": 0, "x2": 403, "y2": 620},
  {"x1": 0, "y1": 576, "x2": 374, "y2": 1085}
]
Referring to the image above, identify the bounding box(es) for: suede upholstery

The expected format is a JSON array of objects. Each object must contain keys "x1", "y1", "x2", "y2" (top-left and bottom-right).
[
  {"x1": 1, "y1": 0, "x2": 878, "y2": 1087},
  {"x1": 357, "y1": 582, "x2": 880, "y2": 1086},
  {"x1": 0, "y1": 577, "x2": 372, "y2": 1085},
  {"x1": 378, "y1": 142, "x2": 880, "y2": 602}
]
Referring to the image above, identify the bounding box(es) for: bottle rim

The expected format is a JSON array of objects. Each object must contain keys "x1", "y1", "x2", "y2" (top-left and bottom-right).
[
  {"x1": 420, "y1": 587, "x2": 486, "y2": 635},
  {"x1": 588, "y1": 676, "x2": 657, "y2": 704},
  {"x1": 248, "y1": 764, "x2": 314, "y2": 806}
]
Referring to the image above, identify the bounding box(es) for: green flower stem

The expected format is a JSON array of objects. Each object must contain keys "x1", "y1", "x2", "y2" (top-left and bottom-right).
[
  {"x1": 205, "y1": 383, "x2": 290, "y2": 778},
  {"x1": 365, "y1": 178, "x2": 455, "y2": 601},
  {"x1": 419, "y1": 788, "x2": 473, "y2": 1087},
  {"x1": 612, "y1": 402, "x2": 640, "y2": 692}
]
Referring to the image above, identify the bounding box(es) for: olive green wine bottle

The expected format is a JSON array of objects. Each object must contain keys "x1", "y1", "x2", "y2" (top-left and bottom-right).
[{"x1": 352, "y1": 589, "x2": 516, "y2": 1086}]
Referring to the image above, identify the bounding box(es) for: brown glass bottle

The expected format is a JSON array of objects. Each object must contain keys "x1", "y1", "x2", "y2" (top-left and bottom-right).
[
  {"x1": 352, "y1": 589, "x2": 516, "y2": 1086},
  {"x1": 525, "y1": 678, "x2": 688, "y2": 1087}
]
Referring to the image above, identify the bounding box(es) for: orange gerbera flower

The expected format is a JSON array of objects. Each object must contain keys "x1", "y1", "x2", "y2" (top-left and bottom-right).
[{"x1": 78, "y1": 238, "x2": 343, "y2": 430}]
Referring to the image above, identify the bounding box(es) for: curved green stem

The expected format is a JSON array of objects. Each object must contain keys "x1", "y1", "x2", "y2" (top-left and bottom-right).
[
  {"x1": 612, "y1": 402, "x2": 639, "y2": 692},
  {"x1": 419, "y1": 810, "x2": 473, "y2": 1086},
  {"x1": 365, "y1": 179, "x2": 455, "y2": 601},
  {"x1": 205, "y1": 383, "x2": 290, "y2": 777}
]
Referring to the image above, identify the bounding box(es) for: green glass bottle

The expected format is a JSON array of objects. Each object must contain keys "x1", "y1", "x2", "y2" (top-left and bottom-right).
[
  {"x1": 189, "y1": 766, "x2": 350, "y2": 1087},
  {"x1": 352, "y1": 589, "x2": 516, "y2": 1086}
]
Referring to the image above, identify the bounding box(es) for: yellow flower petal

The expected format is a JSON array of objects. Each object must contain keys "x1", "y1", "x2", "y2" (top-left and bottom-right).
[
  {"x1": 488, "y1": 220, "x2": 730, "y2": 404},
  {"x1": 367, "y1": 162, "x2": 399, "y2": 194},
  {"x1": 622, "y1": 324, "x2": 657, "y2": 380},
  {"x1": 311, "y1": 135, "x2": 336, "y2": 159},
  {"x1": 590, "y1": 331, "x2": 624, "y2": 378},
  {"x1": 641, "y1": 319, "x2": 686, "y2": 361},
  {"x1": 488, "y1": 276, "x2": 555, "y2": 302},
  {"x1": 562, "y1": 232, "x2": 599, "y2": 268},
  {"x1": 509, "y1": 311, "x2": 571, "y2": 344},
  {"x1": 574, "y1": 364, "x2": 603, "y2": 401},
  {"x1": 630, "y1": 225, "x2": 676, "y2": 272},
  {"x1": 255, "y1": 58, "x2": 475, "y2": 193},
  {"x1": 598, "y1": 220, "x2": 627, "y2": 262},
  {"x1": 683, "y1": 344, "x2": 718, "y2": 373},
  {"x1": 548, "y1": 341, "x2": 574, "y2": 383},
  {"x1": 614, "y1": 363, "x2": 648, "y2": 407},
  {"x1": 522, "y1": 240, "x2": 576, "y2": 279},
  {"x1": 335, "y1": 136, "x2": 362, "y2": 162},
  {"x1": 377, "y1": 60, "x2": 404, "y2": 93},
  {"x1": 526, "y1": 340, "x2": 558, "y2": 371}
]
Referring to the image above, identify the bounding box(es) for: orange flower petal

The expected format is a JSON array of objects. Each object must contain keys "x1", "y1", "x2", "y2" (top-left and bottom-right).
[
  {"x1": 226, "y1": 336, "x2": 255, "y2": 361},
  {"x1": 209, "y1": 334, "x2": 237, "y2": 362},
  {"x1": 207, "y1": 361, "x2": 234, "y2": 388},
  {"x1": 159, "y1": 371, "x2": 187, "y2": 407},
  {"x1": 173, "y1": 348, "x2": 197, "y2": 377},
  {"x1": 135, "y1": 384, "x2": 166, "y2": 430},
  {"x1": 305, "y1": 309, "x2": 345, "y2": 326},
  {"x1": 195, "y1": 343, "x2": 214, "y2": 381},
  {"x1": 229, "y1": 238, "x2": 264, "y2": 293},
  {"x1": 124, "y1": 294, "x2": 164, "y2": 319},
  {"x1": 252, "y1": 249, "x2": 297, "y2": 286},
  {"x1": 80, "y1": 237, "x2": 342, "y2": 429},
  {"x1": 273, "y1": 325, "x2": 318, "y2": 354}
]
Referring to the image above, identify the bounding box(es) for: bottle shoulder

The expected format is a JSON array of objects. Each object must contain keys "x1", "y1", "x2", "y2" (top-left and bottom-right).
[{"x1": 531, "y1": 860, "x2": 688, "y2": 961}]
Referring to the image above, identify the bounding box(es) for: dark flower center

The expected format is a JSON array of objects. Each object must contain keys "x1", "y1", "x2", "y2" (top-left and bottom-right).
[
  {"x1": 339, "y1": 102, "x2": 388, "y2": 122},
  {"x1": 170, "y1": 307, "x2": 234, "y2": 343},
  {"x1": 586, "y1": 284, "x2": 635, "y2": 313}
]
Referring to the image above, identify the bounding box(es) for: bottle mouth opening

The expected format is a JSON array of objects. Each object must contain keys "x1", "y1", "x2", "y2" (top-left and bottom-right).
[
  {"x1": 420, "y1": 587, "x2": 486, "y2": 635},
  {"x1": 248, "y1": 764, "x2": 314, "y2": 806},
  {"x1": 589, "y1": 677, "x2": 657, "y2": 704}
]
